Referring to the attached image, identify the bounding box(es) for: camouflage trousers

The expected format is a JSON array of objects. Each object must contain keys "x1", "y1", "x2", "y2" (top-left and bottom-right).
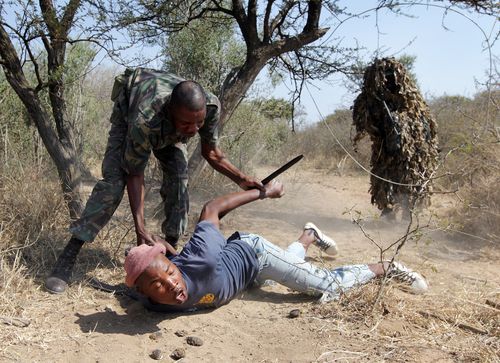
[{"x1": 69, "y1": 93, "x2": 189, "y2": 243}]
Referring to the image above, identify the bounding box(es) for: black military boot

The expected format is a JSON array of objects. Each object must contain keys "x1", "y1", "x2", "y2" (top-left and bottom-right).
[{"x1": 45, "y1": 237, "x2": 85, "y2": 294}]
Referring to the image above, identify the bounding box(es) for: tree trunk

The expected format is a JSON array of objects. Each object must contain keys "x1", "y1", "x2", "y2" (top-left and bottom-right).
[
  {"x1": 0, "y1": 23, "x2": 83, "y2": 219},
  {"x1": 219, "y1": 57, "x2": 266, "y2": 122},
  {"x1": 7, "y1": 83, "x2": 84, "y2": 219}
]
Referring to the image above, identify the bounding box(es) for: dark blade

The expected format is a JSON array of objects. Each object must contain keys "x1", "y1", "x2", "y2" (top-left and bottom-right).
[{"x1": 261, "y1": 155, "x2": 303, "y2": 185}]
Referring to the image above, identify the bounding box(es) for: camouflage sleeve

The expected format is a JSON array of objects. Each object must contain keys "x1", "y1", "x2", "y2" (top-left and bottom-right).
[
  {"x1": 122, "y1": 123, "x2": 152, "y2": 175},
  {"x1": 198, "y1": 94, "x2": 220, "y2": 146}
]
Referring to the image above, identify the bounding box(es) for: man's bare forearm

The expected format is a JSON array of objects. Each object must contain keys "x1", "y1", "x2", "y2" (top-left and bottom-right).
[
  {"x1": 199, "y1": 181, "x2": 283, "y2": 228},
  {"x1": 200, "y1": 189, "x2": 262, "y2": 226},
  {"x1": 201, "y1": 143, "x2": 263, "y2": 190},
  {"x1": 202, "y1": 143, "x2": 245, "y2": 184},
  {"x1": 126, "y1": 173, "x2": 146, "y2": 240}
]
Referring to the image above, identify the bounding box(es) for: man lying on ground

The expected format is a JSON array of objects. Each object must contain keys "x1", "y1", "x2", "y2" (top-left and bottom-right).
[{"x1": 124, "y1": 181, "x2": 428, "y2": 312}]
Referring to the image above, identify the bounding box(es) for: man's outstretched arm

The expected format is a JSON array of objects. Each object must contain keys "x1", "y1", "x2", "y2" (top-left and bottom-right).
[
  {"x1": 201, "y1": 143, "x2": 264, "y2": 191},
  {"x1": 199, "y1": 180, "x2": 284, "y2": 229},
  {"x1": 127, "y1": 173, "x2": 177, "y2": 255},
  {"x1": 126, "y1": 173, "x2": 148, "y2": 244}
]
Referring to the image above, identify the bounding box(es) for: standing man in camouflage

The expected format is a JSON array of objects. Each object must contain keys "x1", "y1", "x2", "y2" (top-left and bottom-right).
[{"x1": 45, "y1": 68, "x2": 263, "y2": 294}]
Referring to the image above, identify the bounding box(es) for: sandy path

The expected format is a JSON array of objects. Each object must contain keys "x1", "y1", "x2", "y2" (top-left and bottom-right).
[{"x1": 2, "y1": 168, "x2": 498, "y2": 362}]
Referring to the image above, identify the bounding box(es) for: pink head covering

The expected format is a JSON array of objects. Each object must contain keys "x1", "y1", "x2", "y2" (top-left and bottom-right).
[{"x1": 124, "y1": 243, "x2": 166, "y2": 287}]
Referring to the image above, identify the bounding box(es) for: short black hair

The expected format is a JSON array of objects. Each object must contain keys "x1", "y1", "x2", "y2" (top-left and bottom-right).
[{"x1": 170, "y1": 81, "x2": 206, "y2": 111}]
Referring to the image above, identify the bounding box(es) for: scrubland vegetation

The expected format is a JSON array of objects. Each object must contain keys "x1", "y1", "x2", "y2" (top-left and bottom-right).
[
  {"x1": 1, "y1": 65, "x2": 497, "y2": 278},
  {"x1": 0, "y1": 63, "x2": 498, "y2": 361},
  {"x1": 0, "y1": 0, "x2": 498, "y2": 360}
]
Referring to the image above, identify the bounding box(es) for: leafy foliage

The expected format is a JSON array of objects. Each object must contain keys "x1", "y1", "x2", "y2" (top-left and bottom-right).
[
  {"x1": 162, "y1": 16, "x2": 245, "y2": 95},
  {"x1": 0, "y1": 71, "x2": 37, "y2": 163}
]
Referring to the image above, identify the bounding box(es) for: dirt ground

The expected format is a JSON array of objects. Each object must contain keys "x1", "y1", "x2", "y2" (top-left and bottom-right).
[{"x1": 1, "y1": 167, "x2": 499, "y2": 362}]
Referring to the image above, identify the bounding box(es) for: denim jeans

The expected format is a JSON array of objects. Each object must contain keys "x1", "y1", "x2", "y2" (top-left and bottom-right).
[{"x1": 239, "y1": 233, "x2": 375, "y2": 302}]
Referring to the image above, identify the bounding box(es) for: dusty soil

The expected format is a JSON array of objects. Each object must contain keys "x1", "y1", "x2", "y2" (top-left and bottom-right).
[{"x1": 1, "y1": 168, "x2": 499, "y2": 362}]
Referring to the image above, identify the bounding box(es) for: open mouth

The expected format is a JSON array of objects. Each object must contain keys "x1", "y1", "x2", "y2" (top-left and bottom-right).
[
  {"x1": 175, "y1": 289, "x2": 187, "y2": 304},
  {"x1": 172, "y1": 284, "x2": 187, "y2": 304}
]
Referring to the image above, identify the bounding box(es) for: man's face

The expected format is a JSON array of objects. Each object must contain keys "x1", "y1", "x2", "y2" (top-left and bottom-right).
[
  {"x1": 169, "y1": 104, "x2": 206, "y2": 138},
  {"x1": 135, "y1": 254, "x2": 188, "y2": 305}
]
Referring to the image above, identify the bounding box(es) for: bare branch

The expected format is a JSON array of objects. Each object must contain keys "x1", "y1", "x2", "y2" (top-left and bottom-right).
[
  {"x1": 290, "y1": 50, "x2": 306, "y2": 131},
  {"x1": 39, "y1": 0, "x2": 60, "y2": 37},
  {"x1": 231, "y1": 0, "x2": 251, "y2": 44},
  {"x1": 24, "y1": 41, "x2": 44, "y2": 92},
  {"x1": 266, "y1": 27, "x2": 329, "y2": 58},
  {"x1": 270, "y1": 1, "x2": 297, "y2": 38},
  {"x1": 263, "y1": 0, "x2": 275, "y2": 43},
  {"x1": 207, "y1": 0, "x2": 234, "y2": 16},
  {"x1": 61, "y1": 0, "x2": 82, "y2": 34},
  {"x1": 0, "y1": 23, "x2": 31, "y2": 92},
  {"x1": 246, "y1": 0, "x2": 259, "y2": 45},
  {"x1": 0, "y1": 19, "x2": 46, "y2": 91},
  {"x1": 303, "y1": 0, "x2": 321, "y2": 33}
]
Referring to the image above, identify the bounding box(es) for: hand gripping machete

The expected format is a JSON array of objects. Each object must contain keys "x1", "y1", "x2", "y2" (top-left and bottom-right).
[{"x1": 261, "y1": 154, "x2": 303, "y2": 185}]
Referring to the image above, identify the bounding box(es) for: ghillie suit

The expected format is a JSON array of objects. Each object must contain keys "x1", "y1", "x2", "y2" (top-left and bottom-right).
[{"x1": 352, "y1": 58, "x2": 439, "y2": 219}]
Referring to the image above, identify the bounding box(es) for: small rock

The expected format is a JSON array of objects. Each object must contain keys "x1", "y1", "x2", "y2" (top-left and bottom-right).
[
  {"x1": 149, "y1": 331, "x2": 163, "y2": 341},
  {"x1": 186, "y1": 336, "x2": 203, "y2": 346},
  {"x1": 150, "y1": 349, "x2": 163, "y2": 360},
  {"x1": 174, "y1": 329, "x2": 188, "y2": 337},
  {"x1": 170, "y1": 348, "x2": 186, "y2": 360},
  {"x1": 288, "y1": 309, "x2": 301, "y2": 318}
]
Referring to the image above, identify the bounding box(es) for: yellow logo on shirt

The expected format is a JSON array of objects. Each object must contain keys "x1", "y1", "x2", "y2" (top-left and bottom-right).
[{"x1": 197, "y1": 293, "x2": 215, "y2": 304}]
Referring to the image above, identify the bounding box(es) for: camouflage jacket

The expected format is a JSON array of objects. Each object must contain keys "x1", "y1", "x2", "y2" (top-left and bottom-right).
[{"x1": 112, "y1": 68, "x2": 221, "y2": 175}]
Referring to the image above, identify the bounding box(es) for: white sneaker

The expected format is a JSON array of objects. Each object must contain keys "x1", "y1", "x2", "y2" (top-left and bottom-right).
[
  {"x1": 388, "y1": 261, "x2": 428, "y2": 294},
  {"x1": 304, "y1": 222, "x2": 338, "y2": 256}
]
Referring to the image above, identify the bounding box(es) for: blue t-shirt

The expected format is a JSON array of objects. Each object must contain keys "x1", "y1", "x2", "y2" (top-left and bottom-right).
[{"x1": 143, "y1": 221, "x2": 259, "y2": 312}]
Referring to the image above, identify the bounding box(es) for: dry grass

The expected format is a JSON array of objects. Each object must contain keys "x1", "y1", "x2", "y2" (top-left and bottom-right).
[
  {"x1": 0, "y1": 164, "x2": 499, "y2": 361},
  {"x1": 0, "y1": 161, "x2": 131, "y2": 309},
  {"x1": 432, "y1": 91, "x2": 499, "y2": 243},
  {"x1": 0, "y1": 163, "x2": 134, "y2": 358},
  {"x1": 0, "y1": 167, "x2": 67, "y2": 315},
  {"x1": 0, "y1": 92, "x2": 498, "y2": 360},
  {"x1": 307, "y1": 280, "x2": 499, "y2": 362},
  {"x1": 279, "y1": 109, "x2": 372, "y2": 177},
  {"x1": 0, "y1": 165, "x2": 70, "y2": 356},
  {"x1": 445, "y1": 144, "x2": 500, "y2": 242}
]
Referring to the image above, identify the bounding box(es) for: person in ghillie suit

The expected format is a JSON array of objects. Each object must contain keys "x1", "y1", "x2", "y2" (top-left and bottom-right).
[
  {"x1": 45, "y1": 68, "x2": 264, "y2": 294},
  {"x1": 352, "y1": 58, "x2": 439, "y2": 220}
]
